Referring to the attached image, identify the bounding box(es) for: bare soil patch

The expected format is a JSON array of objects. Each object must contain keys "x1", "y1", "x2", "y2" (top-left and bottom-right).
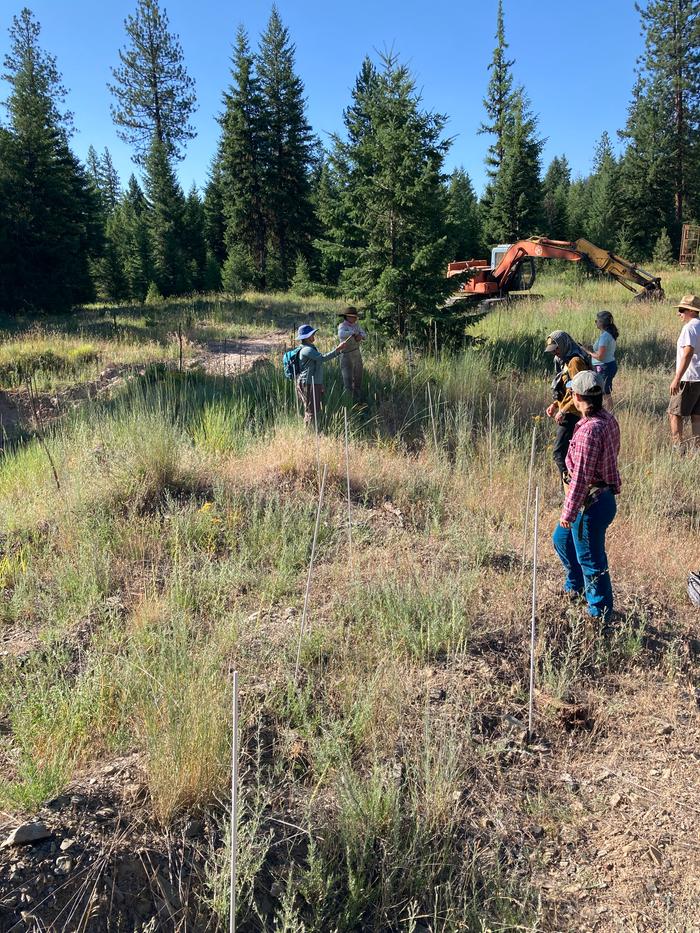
[{"x1": 195, "y1": 332, "x2": 287, "y2": 377}]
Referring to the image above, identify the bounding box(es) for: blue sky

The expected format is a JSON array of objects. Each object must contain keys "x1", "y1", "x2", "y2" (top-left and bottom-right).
[{"x1": 0, "y1": 0, "x2": 643, "y2": 197}]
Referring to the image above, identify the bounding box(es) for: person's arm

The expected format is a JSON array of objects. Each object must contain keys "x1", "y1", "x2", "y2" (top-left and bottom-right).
[
  {"x1": 671, "y1": 345, "x2": 695, "y2": 394},
  {"x1": 560, "y1": 425, "x2": 601, "y2": 525},
  {"x1": 320, "y1": 336, "x2": 354, "y2": 362}
]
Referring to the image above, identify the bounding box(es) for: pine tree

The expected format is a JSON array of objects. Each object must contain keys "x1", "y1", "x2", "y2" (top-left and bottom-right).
[
  {"x1": 619, "y1": 1, "x2": 700, "y2": 250},
  {"x1": 324, "y1": 53, "x2": 453, "y2": 339},
  {"x1": 182, "y1": 184, "x2": 207, "y2": 290},
  {"x1": 618, "y1": 75, "x2": 676, "y2": 258},
  {"x1": 109, "y1": 0, "x2": 196, "y2": 164},
  {"x1": 566, "y1": 178, "x2": 592, "y2": 241},
  {"x1": 143, "y1": 137, "x2": 188, "y2": 294},
  {"x1": 586, "y1": 132, "x2": 619, "y2": 249},
  {"x1": 119, "y1": 175, "x2": 152, "y2": 299},
  {"x1": 487, "y1": 92, "x2": 544, "y2": 243},
  {"x1": 0, "y1": 8, "x2": 100, "y2": 313},
  {"x1": 652, "y1": 226, "x2": 675, "y2": 263},
  {"x1": 221, "y1": 243, "x2": 255, "y2": 297},
  {"x1": 217, "y1": 26, "x2": 267, "y2": 283},
  {"x1": 542, "y1": 155, "x2": 571, "y2": 237},
  {"x1": 257, "y1": 6, "x2": 317, "y2": 286},
  {"x1": 99, "y1": 149, "x2": 122, "y2": 212},
  {"x1": 446, "y1": 168, "x2": 483, "y2": 260},
  {"x1": 312, "y1": 158, "x2": 345, "y2": 287},
  {"x1": 290, "y1": 253, "x2": 314, "y2": 296},
  {"x1": 479, "y1": 0, "x2": 515, "y2": 181},
  {"x1": 203, "y1": 162, "x2": 227, "y2": 266}
]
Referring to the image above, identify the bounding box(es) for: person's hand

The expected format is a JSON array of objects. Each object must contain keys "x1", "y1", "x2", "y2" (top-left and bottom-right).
[
  {"x1": 339, "y1": 336, "x2": 354, "y2": 350},
  {"x1": 554, "y1": 410, "x2": 565, "y2": 425},
  {"x1": 670, "y1": 376, "x2": 681, "y2": 396},
  {"x1": 546, "y1": 402, "x2": 557, "y2": 418},
  {"x1": 560, "y1": 519, "x2": 571, "y2": 529}
]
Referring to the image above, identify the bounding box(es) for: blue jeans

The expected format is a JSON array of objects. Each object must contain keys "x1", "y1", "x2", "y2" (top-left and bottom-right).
[
  {"x1": 595, "y1": 360, "x2": 618, "y2": 394},
  {"x1": 552, "y1": 489, "x2": 617, "y2": 618}
]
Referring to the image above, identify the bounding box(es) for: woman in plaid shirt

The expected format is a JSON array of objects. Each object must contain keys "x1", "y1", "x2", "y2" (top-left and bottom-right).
[{"x1": 552, "y1": 370, "x2": 622, "y2": 620}]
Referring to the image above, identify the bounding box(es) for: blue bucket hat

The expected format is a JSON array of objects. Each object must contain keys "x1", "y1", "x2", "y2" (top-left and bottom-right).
[{"x1": 296, "y1": 324, "x2": 317, "y2": 341}]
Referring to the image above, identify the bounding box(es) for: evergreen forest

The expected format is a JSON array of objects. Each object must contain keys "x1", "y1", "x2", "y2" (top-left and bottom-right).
[{"x1": 1, "y1": 0, "x2": 699, "y2": 332}]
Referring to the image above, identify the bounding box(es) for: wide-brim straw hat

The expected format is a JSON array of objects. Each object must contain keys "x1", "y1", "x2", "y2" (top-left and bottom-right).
[{"x1": 677, "y1": 294, "x2": 700, "y2": 313}]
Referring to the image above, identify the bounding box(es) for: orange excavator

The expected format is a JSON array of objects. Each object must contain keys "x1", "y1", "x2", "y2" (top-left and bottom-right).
[{"x1": 446, "y1": 236, "x2": 664, "y2": 309}]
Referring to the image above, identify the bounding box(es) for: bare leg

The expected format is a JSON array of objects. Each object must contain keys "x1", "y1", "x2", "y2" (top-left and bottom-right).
[{"x1": 669, "y1": 413, "x2": 684, "y2": 446}]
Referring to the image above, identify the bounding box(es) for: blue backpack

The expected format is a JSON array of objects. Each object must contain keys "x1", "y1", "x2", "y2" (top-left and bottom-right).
[{"x1": 283, "y1": 346, "x2": 303, "y2": 380}]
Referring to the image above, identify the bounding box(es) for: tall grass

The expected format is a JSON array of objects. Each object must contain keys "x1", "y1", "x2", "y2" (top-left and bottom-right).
[{"x1": 0, "y1": 275, "x2": 696, "y2": 928}]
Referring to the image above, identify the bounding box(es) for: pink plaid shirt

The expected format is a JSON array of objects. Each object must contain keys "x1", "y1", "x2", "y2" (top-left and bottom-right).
[{"x1": 562, "y1": 410, "x2": 621, "y2": 523}]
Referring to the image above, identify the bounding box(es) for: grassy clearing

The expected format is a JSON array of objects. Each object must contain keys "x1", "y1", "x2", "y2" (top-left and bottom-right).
[{"x1": 0, "y1": 271, "x2": 698, "y2": 928}]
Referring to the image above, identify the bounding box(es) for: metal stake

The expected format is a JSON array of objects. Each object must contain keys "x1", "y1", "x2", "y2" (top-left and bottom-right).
[
  {"x1": 528, "y1": 486, "x2": 540, "y2": 741},
  {"x1": 487, "y1": 393, "x2": 493, "y2": 487},
  {"x1": 294, "y1": 465, "x2": 328, "y2": 681},
  {"x1": 230, "y1": 670, "x2": 239, "y2": 933},
  {"x1": 521, "y1": 425, "x2": 537, "y2": 577},
  {"x1": 427, "y1": 383, "x2": 438, "y2": 450},
  {"x1": 311, "y1": 376, "x2": 321, "y2": 490},
  {"x1": 344, "y1": 408, "x2": 352, "y2": 561}
]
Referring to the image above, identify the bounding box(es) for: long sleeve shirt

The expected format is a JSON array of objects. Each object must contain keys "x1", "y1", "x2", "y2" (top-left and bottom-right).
[
  {"x1": 561, "y1": 410, "x2": 622, "y2": 523},
  {"x1": 297, "y1": 344, "x2": 340, "y2": 385},
  {"x1": 338, "y1": 320, "x2": 366, "y2": 352}
]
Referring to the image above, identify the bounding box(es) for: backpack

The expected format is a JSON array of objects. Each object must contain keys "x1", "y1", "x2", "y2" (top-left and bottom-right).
[{"x1": 283, "y1": 346, "x2": 303, "y2": 380}]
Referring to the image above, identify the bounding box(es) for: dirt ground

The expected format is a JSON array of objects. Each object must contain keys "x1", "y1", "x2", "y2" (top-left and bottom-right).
[{"x1": 0, "y1": 333, "x2": 288, "y2": 450}]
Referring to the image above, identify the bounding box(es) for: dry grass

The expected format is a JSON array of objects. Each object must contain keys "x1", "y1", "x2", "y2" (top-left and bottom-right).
[{"x1": 0, "y1": 274, "x2": 698, "y2": 929}]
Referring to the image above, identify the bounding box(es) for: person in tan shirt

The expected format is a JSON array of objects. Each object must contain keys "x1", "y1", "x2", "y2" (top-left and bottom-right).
[{"x1": 544, "y1": 330, "x2": 592, "y2": 482}]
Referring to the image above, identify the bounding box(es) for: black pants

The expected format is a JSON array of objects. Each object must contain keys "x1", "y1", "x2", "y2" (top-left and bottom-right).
[{"x1": 553, "y1": 414, "x2": 579, "y2": 477}]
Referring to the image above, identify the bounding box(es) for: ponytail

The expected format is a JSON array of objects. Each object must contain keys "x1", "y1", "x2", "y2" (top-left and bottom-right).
[{"x1": 596, "y1": 311, "x2": 619, "y2": 340}]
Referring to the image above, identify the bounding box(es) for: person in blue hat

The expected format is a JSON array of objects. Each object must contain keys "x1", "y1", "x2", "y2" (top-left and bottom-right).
[{"x1": 295, "y1": 324, "x2": 354, "y2": 426}]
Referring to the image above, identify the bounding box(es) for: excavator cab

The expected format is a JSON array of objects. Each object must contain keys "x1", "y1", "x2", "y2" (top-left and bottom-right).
[
  {"x1": 490, "y1": 245, "x2": 536, "y2": 291},
  {"x1": 513, "y1": 256, "x2": 536, "y2": 291},
  {"x1": 490, "y1": 244, "x2": 511, "y2": 270}
]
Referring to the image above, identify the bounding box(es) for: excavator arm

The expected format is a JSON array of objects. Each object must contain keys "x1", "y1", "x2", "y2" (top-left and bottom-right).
[
  {"x1": 447, "y1": 236, "x2": 664, "y2": 306},
  {"x1": 571, "y1": 238, "x2": 664, "y2": 299},
  {"x1": 491, "y1": 237, "x2": 664, "y2": 299}
]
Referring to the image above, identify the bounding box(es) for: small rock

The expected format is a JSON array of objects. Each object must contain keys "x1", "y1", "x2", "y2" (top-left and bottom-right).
[
  {"x1": 103, "y1": 764, "x2": 117, "y2": 776},
  {"x1": 55, "y1": 856, "x2": 73, "y2": 875},
  {"x1": 658, "y1": 723, "x2": 673, "y2": 736},
  {"x1": 60, "y1": 838, "x2": 76, "y2": 852},
  {"x1": 609, "y1": 792, "x2": 622, "y2": 808},
  {"x1": 530, "y1": 825, "x2": 545, "y2": 840},
  {"x1": 2, "y1": 821, "x2": 52, "y2": 848}
]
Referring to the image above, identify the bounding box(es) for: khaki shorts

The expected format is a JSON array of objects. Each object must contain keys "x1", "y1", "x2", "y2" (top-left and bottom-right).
[{"x1": 668, "y1": 380, "x2": 700, "y2": 416}]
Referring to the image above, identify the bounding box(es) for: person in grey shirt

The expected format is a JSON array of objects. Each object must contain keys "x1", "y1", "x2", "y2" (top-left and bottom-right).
[
  {"x1": 296, "y1": 324, "x2": 353, "y2": 427},
  {"x1": 337, "y1": 307, "x2": 366, "y2": 400}
]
